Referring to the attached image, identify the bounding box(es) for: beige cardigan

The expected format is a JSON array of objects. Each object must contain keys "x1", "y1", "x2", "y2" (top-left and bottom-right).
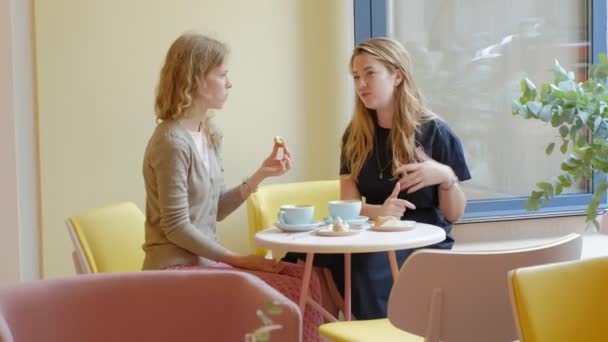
[{"x1": 141, "y1": 120, "x2": 244, "y2": 270}]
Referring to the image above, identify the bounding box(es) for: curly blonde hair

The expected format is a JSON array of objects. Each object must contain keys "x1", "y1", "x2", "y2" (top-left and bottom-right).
[
  {"x1": 155, "y1": 32, "x2": 228, "y2": 148},
  {"x1": 344, "y1": 37, "x2": 436, "y2": 180}
]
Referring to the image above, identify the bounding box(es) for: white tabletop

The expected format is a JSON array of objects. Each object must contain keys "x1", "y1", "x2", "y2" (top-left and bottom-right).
[{"x1": 254, "y1": 223, "x2": 446, "y2": 254}]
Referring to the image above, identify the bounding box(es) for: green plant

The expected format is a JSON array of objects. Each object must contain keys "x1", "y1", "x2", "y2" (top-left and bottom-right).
[
  {"x1": 244, "y1": 300, "x2": 284, "y2": 342},
  {"x1": 512, "y1": 54, "x2": 608, "y2": 228}
]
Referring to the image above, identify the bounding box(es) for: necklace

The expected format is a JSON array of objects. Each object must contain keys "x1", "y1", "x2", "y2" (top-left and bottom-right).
[{"x1": 374, "y1": 132, "x2": 391, "y2": 180}]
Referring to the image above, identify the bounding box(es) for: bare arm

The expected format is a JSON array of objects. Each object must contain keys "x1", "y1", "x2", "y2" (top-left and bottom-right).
[
  {"x1": 437, "y1": 168, "x2": 466, "y2": 222},
  {"x1": 397, "y1": 151, "x2": 466, "y2": 222},
  {"x1": 216, "y1": 142, "x2": 291, "y2": 221},
  {"x1": 340, "y1": 174, "x2": 415, "y2": 219}
]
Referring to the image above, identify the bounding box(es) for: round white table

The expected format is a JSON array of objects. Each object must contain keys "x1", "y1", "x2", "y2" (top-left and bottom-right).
[{"x1": 255, "y1": 223, "x2": 446, "y2": 321}]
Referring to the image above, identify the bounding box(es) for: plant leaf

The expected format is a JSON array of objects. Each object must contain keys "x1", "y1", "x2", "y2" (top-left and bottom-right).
[
  {"x1": 539, "y1": 104, "x2": 553, "y2": 122},
  {"x1": 578, "y1": 110, "x2": 590, "y2": 125},
  {"x1": 527, "y1": 101, "x2": 542, "y2": 115},
  {"x1": 560, "y1": 140, "x2": 569, "y2": 154},
  {"x1": 545, "y1": 142, "x2": 555, "y2": 155}
]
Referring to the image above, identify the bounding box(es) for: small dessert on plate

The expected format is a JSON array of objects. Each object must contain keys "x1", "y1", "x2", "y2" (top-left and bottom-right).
[
  {"x1": 316, "y1": 216, "x2": 360, "y2": 236},
  {"x1": 374, "y1": 216, "x2": 399, "y2": 229},
  {"x1": 332, "y1": 217, "x2": 350, "y2": 232},
  {"x1": 373, "y1": 216, "x2": 416, "y2": 231}
]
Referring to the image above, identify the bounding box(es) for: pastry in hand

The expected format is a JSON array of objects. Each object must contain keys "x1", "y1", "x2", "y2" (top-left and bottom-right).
[{"x1": 274, "y1": 136, "x2": 286, "y2": 146}]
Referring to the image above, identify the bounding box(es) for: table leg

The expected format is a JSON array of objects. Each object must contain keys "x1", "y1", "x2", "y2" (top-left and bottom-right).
[
  {"x1": 299, "y1": 252, "x2": 315, "y2": 315},
  {"x1": 387, "y1": 250, "x2": 398, "y2": 282},
  {"x1": 344, "y1": 253, "x2": 351, "y2": 321}
]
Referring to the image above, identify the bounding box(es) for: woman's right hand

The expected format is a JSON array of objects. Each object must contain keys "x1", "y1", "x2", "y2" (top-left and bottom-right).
[
  {"x1": 223, "y1": 255, "x2": 285, "y2": 273},
  {"x1": 378, "y1": 183, "x2": 416, "y2": 218}
]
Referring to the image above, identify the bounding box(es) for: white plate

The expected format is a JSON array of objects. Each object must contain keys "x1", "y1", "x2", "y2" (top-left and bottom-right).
[
  {"x1": 316, "y1": 227, "x2": 361, "y2": 237},
  {"x1": 275, "y1": 221, "x2": 323, "y2": 232},
  {"x1": 371, "y1": 220, "x2": 416, "y2": 232}
]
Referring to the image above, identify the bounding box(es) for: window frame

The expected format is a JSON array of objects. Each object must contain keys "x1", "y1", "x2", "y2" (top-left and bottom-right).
[{"x1": 354, "y1": 0, "x2": 608, "y2": 222}]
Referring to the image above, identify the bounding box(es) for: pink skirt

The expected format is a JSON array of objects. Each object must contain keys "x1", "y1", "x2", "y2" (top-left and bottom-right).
[{"x1": 167, "y1": 262, "x2": 322, "y2": 342}]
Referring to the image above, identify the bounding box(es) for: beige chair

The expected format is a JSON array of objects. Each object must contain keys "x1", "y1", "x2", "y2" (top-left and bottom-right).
[{"x1": 319, "y1": 233, "x2": 582, "y2": 342}]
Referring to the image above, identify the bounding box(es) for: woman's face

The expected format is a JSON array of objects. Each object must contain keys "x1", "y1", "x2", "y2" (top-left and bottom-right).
[
  {"x1": 198, "y1": 63, "x2": 232, "y2": 110},
  {"x1": 352, "y1": 53, "x2": 401, "y2": 110}
]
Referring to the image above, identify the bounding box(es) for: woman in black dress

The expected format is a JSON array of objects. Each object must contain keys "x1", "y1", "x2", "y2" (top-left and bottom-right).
[{"x1": 287, "y1": 37, "x2": 471, "y2": 320}]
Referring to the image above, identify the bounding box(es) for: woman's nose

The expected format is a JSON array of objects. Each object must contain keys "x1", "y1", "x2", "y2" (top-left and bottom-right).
[{"x1": 356, "y1": 79, "x2": 366, "y2": 91}]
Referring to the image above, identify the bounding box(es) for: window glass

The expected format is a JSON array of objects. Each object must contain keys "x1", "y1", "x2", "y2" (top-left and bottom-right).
[{"x1": 389, "y1": 0, "x2": 589, "y2": 200}]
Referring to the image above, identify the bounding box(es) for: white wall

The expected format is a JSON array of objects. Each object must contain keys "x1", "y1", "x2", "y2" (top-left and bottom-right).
[
  {"x1": 0, "y1": 0, "x2": 40, "y2": 284},
  {"x1": 0, "y1": 0, "x2": 21, "y2": 284},
  {"x1": 34, "y1": 0, "x2": 354, "y2": 278}
]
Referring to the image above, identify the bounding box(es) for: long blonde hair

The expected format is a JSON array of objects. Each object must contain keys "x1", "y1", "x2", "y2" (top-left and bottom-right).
[
  {"x1": 344, "y1": 37, "x2": 436, "y2": 180},
  {"x1": 155, "y1": 32, "x2": 228, "y2": 148}
]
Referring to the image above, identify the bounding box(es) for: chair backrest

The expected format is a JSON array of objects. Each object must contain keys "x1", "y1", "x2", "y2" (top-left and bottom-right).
[
  {"x1": 509, "y1": 256, "x2": 608, "y2": 342},
  {"x1": 387, "y1": 233, "x2": 582, "y2": 342},
  {"x1": 66, "y1": 202, "x2": 145, "y2": 273},
  {"x1": 0, "y1": 270, "x2": 302, "y2": 342},
  {"x1": 247, "y1": 180, "x2": 339, "y2": 256}
]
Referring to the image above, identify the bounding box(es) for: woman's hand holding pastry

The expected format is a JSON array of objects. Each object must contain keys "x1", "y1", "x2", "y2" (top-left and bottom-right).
[
  {"x1": 257, "y1": 137, "x2": 292, "y2": 178},
  {"x1": 396, "y1": 148, "x2": 455, "y2": 193}
]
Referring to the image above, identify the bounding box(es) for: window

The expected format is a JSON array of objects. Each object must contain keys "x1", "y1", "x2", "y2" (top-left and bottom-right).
[{"x1": 354, "y1": 0, "x2": 607, "y2": 221}]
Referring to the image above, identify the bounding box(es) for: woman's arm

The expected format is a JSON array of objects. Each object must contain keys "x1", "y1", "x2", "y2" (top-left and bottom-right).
[
  {"x1": 216, "y1": 170, "x2": 264, "y2": 221},
  {"x1": 340, "y1": 174, "x2": 415, "y2": 219},
  {"x1": 437, "y1": 168, "x2": 466, "y2": 222},
  {"x1": 152, "y1": 137, "x2": 235, "y2": 261},
  {"x1": 397, "y1": 148, "x2": 467, "y2": 223},
  {"x1": 216, "y1": 142, "x2": 291, "y2": 221},
  {"x1": 153, "y1": 139, "x2": 282, "y2": 272}
]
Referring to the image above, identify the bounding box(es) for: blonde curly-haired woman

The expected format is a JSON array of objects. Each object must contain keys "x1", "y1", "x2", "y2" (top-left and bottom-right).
[{"x1": 142, "y1": 32, "x2": 322, "y2": 341}]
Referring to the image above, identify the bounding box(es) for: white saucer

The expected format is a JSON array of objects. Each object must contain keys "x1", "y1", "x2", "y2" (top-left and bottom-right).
[
  {"x1": 316, "y1": 227, "x2": 361, "y2": 237},
  {"x1": 350, "y1": 223, "x2": 372, "y2": 230},
  {"x1": 275, "y1": 221, "x2": 323, "y2": 232},
  {"x1": 371, "y1": 220, "x2": 416, "y2": 232},
  {"x1": 346, "y1": 216, "x2": 369, "y2": 225},
  {"x1": 324, "y1": 216, "x2": 369, "y2": 225}
]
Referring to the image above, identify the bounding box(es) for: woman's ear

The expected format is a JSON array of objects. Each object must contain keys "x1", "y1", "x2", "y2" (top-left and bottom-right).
[
  {"x1": 196, "y1": 74, "x2": 205, "y2": 90},
  {"x1": 393, "y1": 69, "x2": 404, "y2": 87}
]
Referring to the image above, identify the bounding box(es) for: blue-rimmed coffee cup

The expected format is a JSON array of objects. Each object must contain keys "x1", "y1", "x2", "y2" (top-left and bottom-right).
[
  {"x1": 328, "y1": 200, "x2": 362, "y2": 221},
  {"x1": 277, "y1": 204, "x2": 315, "y2": 225}
]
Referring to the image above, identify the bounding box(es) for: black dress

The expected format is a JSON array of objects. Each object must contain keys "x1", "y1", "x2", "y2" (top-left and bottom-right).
[{"x1": 284, "y1": 116, "x2": 471, "y2": 319}]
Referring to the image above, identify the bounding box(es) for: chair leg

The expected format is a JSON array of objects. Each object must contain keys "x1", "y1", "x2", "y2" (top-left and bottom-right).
[{"x1": 72, "y1": 251, "x2": 85, "y2": 274}]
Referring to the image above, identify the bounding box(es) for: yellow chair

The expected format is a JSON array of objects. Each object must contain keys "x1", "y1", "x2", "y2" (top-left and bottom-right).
[
  {"x1": 509, "y1": 256, "x2": 608, "y2": 342},
  {"x1": 66, "y1": 202, "x2": 145, "y2": 274},
  {"x1": 319, "y1": 233, "x2": 582, "y2": 342},
  {"x1": 247, "y1": 180, "x2": 339, "y2": 256}
]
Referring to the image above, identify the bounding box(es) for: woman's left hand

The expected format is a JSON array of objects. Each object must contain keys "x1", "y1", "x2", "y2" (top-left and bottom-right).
[
  {"x1": 395, "y1": 148, "x2": 452, "y2": 193},
  {"x1": 257, "y1": 140, "x2": 292, "y2": 178}
]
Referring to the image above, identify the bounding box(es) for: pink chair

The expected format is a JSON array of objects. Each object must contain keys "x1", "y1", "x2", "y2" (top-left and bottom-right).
[{"x1": 0, "y1": 270, "x2": 302, "y2": 342}]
